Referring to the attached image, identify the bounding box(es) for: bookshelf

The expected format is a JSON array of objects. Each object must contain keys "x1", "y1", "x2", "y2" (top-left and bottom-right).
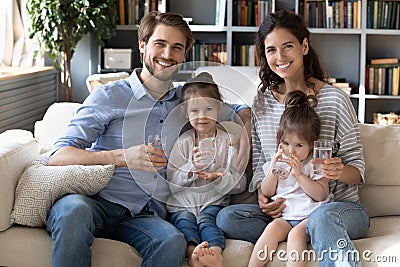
[{"x1": 98, "y1": 0, "x2": 400, "y2": 123}]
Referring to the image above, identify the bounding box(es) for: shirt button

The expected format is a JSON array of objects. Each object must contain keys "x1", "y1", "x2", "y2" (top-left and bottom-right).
[
  {"x1": 154, "y1": 175, "x2": 157, "y2": 179},
  {"x1": 160, "y1": 101, "x2": 163, "y2": 104},
  {"x1": 160, "y1": 120, "x2": 163, "y2": 123}
]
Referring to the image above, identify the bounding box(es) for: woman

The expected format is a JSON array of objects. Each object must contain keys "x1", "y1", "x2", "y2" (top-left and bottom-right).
[{"x1": 216, "y1": 10, "x2": 369, "y2": 266}]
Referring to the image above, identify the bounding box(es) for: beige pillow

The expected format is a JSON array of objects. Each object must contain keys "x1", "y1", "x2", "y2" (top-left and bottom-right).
[
  {"x1": 359, "y1": 124, "x2": 400, "y2": 217},
  {"x1": 10, "y1": 154, "x2": 114, "y2": 227}
]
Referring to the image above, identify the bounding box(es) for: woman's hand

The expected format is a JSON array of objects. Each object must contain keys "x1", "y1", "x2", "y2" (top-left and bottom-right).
[
  {"x1": 257, "y1": 187, "x2": 286, "y2": 218},
  {"x1": 313, "y1": 157, "x2": 344, "y2": 180}
]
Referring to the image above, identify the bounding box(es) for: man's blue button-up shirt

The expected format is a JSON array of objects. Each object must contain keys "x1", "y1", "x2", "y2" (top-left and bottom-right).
[{"x1": 53, "y1": 69, "x2": 247, "y2": 219}]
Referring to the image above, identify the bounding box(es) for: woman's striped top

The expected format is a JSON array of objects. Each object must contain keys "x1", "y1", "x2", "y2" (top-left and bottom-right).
[{"x1": 250, "y1": 84, "x2": 365, "y2": 202}]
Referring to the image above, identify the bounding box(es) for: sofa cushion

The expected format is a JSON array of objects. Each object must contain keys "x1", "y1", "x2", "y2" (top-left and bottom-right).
[
  {"x1": 359, "y1": 124, "x2": 400, "y2": 217},
  {"x1": 10, "y1": 153, "x2": 115, "y2": 227},
  {"x1": 0, "y1": 130, "x2": 40, "y2": 231},
  {"x1": 34, "y1": 102, "x2": 81, "y2": 152}
]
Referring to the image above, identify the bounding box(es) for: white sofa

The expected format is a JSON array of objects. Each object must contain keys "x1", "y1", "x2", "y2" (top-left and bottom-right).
[{"x1": 1, "y1": 67, "x2": 400, "y2": 266}]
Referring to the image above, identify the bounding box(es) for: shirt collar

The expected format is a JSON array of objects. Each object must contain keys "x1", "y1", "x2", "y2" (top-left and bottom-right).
[{"x1": 128, "y1": 68, "x2": 179, "y2": 102}]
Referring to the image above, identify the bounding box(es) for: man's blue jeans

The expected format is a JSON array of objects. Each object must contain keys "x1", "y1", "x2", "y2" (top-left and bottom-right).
[
  {"x1": 47, "y1": 194, "x2": 186, "y2": 267},
  {"x1": 169, "y1": 205, "x2": 225, "y2": 249},
  {"x1": 216, "y1": 201, "x2": 369, "y2": 267}
]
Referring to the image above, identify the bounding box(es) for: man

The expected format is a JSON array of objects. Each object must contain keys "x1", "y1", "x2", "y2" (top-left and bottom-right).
[{"x1": 47, "y1": 12, "x2": 250, "y2": 267}]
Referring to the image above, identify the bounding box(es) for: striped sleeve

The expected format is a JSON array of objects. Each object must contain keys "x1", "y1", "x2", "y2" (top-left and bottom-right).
[{"x1": 317, "y1": 86, "x2": 365, "y2": 202}]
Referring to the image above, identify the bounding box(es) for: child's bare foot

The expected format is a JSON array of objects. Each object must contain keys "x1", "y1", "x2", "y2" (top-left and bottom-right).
[
  {"x1": 198, "y1": 246, "x2": 224, "y2": 267},
  {"x1": 191, "y1": 241, "x2": 209, "y2": 267}
]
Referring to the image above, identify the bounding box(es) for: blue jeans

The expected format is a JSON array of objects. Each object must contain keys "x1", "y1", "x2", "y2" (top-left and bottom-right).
[
  {"x1": 217, "y1": 201, "x2": 369, "y2": 267},
  {"x1": 216, "y1": 203, "x2": 272, "y2": 244},
  {"x1": 169, "y1": 205, "x2": 225, "y2": 249},
  {"x1": 47, "y1": 194, "x2": 186, "y2": 267},
  {"x1": 306, "y1": 201, "x2": 370, "y2": 267}
]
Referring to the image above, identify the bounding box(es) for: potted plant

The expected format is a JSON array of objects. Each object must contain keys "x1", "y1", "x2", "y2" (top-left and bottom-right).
[{"x1": 27, "y1": 0, "x2": 117, "y2": 101}]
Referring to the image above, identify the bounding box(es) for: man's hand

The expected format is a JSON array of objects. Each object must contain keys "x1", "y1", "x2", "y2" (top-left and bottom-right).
[
  {"x1": 124, "y1": 144, "x2": 167, "y2": 172},
  {"x1": 257, "y1": 187, "x2": 286, "y2": 218}
]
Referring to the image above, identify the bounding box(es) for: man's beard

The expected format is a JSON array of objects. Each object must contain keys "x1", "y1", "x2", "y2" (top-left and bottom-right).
[{"x1": 144, "y1": 58, "x2": 182, "y2": 82}]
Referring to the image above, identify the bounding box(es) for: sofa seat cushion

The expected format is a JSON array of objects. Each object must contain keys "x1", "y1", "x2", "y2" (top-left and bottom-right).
[
  {"x1": 239, "y1": 217, "x2": 400, "y2": 267},
  {"x1": 0, "y1": 226, "x2": 142, "y2": 267},
  {"x1": 1, "y1": 218, "x2": 399, "y2": 267},
  {"x1": 0, "y1": 226, "x2": 253, "y2": 267},
  {"x1": 0, "y1": 130, "x2": 40, "y2": 231},
  {"x1": 353, "y1": 217, "x2": 400, "y2": 265}
]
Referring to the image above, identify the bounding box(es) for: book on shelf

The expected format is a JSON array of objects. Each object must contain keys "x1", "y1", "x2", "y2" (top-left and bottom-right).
[
  {"x1": 377, "y1": 67, "x2": 386, "y2": 95},
  {"x1": 370, "y1": 58, "x2": 399, "y2": 65},
  {"x1": 387, "y1": 67, "x2": 393, "y2": 95},
  {"x1": 329, "y1": 77, "x2": 352, "y2": 95},
  {"x1": 328, "y1": 77, "x2": 347, "y2": 83},
  {"x1": 393, "y1": 65, "x2": 399, "y2": 96},
  {"x1": 332, "y1": 82, "x2": 350, "y2": 87}
]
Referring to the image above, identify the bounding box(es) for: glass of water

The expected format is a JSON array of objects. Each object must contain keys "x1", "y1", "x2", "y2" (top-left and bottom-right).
[
  {"x1": 148, "y1": 134, "x2": 166, "y2": 153},
  {"x1": 313, "y1": 140, "x2": 333, "y2": 175},
  {"x1": 197, "y1": 133, "x2": 216, "y2": 170},
  {"x1": 272, "y1": 153, "x2": 292, "y2": 180}
]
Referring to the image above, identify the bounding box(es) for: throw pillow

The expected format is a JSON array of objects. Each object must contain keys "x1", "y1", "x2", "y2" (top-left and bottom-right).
[{"x1": 10, "y1": 153, "x2": 115, "y2": 227}]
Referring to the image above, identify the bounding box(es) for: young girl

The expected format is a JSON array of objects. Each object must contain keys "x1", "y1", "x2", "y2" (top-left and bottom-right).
[
  {"x1": 248, "y1": 90, "x2": 331, "y2": 267},
  {"x1": 166, "y1": 72, "x2": 246, "y2": 267}
]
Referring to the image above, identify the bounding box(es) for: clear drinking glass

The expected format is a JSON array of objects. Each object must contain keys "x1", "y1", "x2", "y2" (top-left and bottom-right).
[
  {"x1": 313, "y1": 140, "x2": 333, "y2": 175},
  {"x1": 148, "y1": 134, "x2": 166, "y2": 153},
  {"x1": 197, "y1": 133, "x2": 216, "y2": 170},
  {"x1": 272, "y1": 153, "x2": 292, "y2": 180}
]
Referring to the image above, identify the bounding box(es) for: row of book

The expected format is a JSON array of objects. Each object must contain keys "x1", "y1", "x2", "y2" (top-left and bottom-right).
[
  {"x1": 182, "y1": 43, "x2": 227, "y2": 70},
  {"x1": 119, "y1": 0, "x2": 400, "y2": 30},
  {"x1": 116, "y1": 0, "x2": 165, "y2": 25},
  {"x1": 367, "y1": 0, "x2": 400, "y2": 29},
  {"x1": 233, "y1": 0, "x2": 275, "y2": 26},
  {"x1": 365, "y1": 58, "x2": 400, "y2": 95},
  {"x1": 299, "y1": 0, "x2": 362, "y2": 29},
  {"x1": 233, "y1": 44, "x2": 258, "y2": 66}
]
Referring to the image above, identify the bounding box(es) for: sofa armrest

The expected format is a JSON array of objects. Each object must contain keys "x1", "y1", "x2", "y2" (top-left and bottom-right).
[{"x1": 0, "y1": 130, "x2": 40, "y2": 231}]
